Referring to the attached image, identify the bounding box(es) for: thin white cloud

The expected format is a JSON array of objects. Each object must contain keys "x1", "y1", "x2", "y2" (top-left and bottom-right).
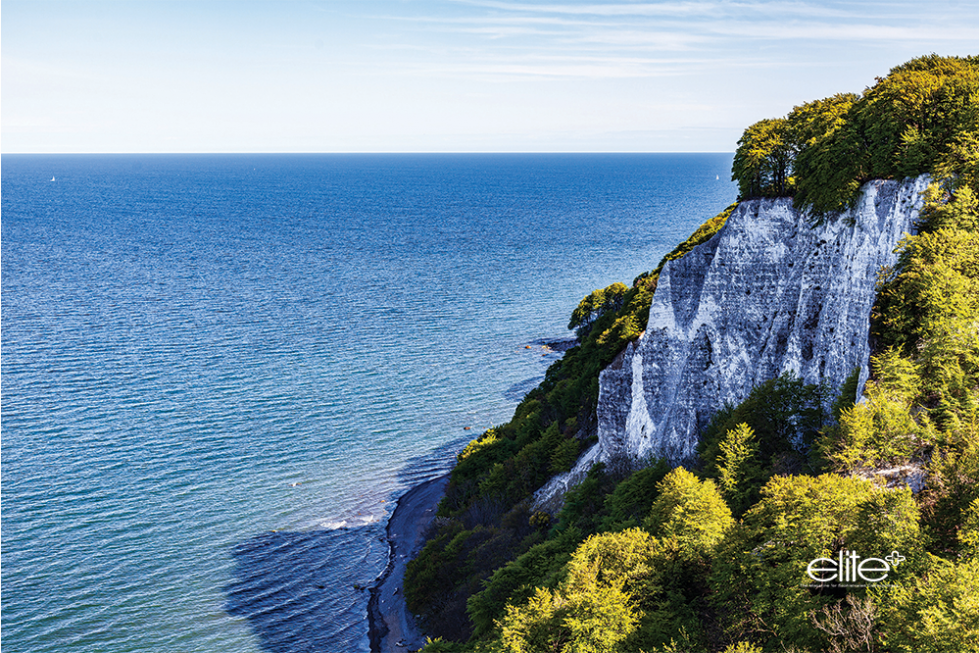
[
  {"x1": 369, "y1": 0, "x2": 973, "y2": 61},
  {"x1": 371, "y1": 50, "x2": 719, "y2": 81},
  {"x1": 448, "y1": 0, "x2": 868, "y2": 20},
  {"x1": 704, "y1": 21, "x2": 978, "y2": 42}
]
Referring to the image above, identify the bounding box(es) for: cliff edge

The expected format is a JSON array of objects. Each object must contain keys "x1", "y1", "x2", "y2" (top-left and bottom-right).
[{"x1": 535, "y1": 175, "x2": 930, "y2": 508}]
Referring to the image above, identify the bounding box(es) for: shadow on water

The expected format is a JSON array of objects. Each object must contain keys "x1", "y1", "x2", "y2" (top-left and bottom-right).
[
  {"x1": 503, "y1": 337, "x2": 578, "y2": 402},
  {"x1": 395, "y1": 435, "x2": 469, "y2": 486},
  {"x1": 226, "y1": 392, "x2": 546, "y2": 651},
  {"x1": 224, "y1": 442, "x2": 464, "y2": 652},
  {"x1": 225, "y1": 526, "x2": 385, "y2": 653},
  {"x1": 504, "y1": 377, "x2": 542, "y2": 402}
]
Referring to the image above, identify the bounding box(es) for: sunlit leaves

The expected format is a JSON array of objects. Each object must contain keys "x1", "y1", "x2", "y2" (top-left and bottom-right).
[
  {"x1": 731, "y1": 55, "x2": 978, "y2": 215},
  {"x1": 716, "y1": 423, "x2": 762, "y2": 515},
  {"x1": 568, "y1": 282, "x2": 629, "y2": 340},
  {"x1": 875, "y1": 556, "x2": 980, "y2": 653},
  {"x1": 731, "y1": 118, "x2": 792, "y2": 199}
]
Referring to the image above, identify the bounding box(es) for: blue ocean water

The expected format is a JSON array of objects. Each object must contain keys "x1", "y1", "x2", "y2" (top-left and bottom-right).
[{"x1": 1, "y1": 154, "x2": 737, "y2": 653}]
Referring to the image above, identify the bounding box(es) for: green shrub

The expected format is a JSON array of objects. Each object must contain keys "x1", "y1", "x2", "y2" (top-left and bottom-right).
[
  {"x1": 715, "y1": 423, "x2": 763, "y2": 516},
  {"x1": 698, "y1": 373, "x2": 831, "y2": 479},
  {"x1": 710, "y1": 474, "x2": 923, "y2": 651},
  {"x1": 874, "y1": 555, "x2": 979, "y2": 652}
]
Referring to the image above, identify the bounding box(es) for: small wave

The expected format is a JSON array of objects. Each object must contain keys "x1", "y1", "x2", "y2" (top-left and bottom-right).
[
  {"x1": 504, "y1": 377, "x2": 541, "y2": 401},
  {"x1": 321, "y1": 514, "x2": 379, "y2": 530},
  {"x1": 395, "y1": 437, "x2": 467, "y2": 486}
]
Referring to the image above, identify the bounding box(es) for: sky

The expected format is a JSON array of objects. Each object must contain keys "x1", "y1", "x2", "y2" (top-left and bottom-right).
[{"x1": 2, "y1": 0, "x2": 977, "y2": 153}]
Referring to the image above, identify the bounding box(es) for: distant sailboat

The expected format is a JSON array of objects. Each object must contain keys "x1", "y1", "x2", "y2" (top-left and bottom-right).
[{"x1": 716, "y1": 175, "x2": 719, "y2": 180}]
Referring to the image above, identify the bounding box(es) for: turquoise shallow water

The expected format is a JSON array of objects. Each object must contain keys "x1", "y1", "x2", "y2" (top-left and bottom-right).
[{"x1": 1, "y1": 153, "x2": 737, "y2": 652}]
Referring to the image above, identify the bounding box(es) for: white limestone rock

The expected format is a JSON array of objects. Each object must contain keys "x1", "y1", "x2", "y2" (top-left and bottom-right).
[{"x1": 533, "y1": 176, "x2": 929, "y2": 509}]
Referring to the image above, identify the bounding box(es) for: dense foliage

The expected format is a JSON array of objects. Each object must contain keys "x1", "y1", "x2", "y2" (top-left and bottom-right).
[
  {"x1": 732, "y1": 54, "x2": 978, "y2": 216},
  {"x1": 409, "y1": 55, "x2": 979, "y2": 653}
]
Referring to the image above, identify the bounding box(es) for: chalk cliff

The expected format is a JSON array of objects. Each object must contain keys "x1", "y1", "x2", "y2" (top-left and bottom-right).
[{"x1": 535, "y1": 175, "x2": 930, "y2": 508}]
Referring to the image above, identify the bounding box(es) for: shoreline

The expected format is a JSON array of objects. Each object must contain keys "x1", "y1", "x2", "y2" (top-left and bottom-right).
[{"x1": 369, "y1": 474, "x2": 450, "y2": 653}]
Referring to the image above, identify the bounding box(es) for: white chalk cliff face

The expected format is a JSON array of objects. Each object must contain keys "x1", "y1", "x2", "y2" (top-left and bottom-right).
[{"x1": 535, "y1": 176, "x2": 930, "y2": 508}]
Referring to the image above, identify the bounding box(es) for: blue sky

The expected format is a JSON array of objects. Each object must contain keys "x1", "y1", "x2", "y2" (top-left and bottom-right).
[{"x1": 3, "y1": 0, "x2": 977, "y2": 153}]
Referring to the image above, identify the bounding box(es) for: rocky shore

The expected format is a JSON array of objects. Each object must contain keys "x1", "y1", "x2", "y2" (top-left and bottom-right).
[{"x1": 369, "y1": 475, "x2": 449, "y2": 653}]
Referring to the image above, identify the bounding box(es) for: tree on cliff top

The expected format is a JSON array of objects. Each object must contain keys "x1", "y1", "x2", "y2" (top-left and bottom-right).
[
  {"x1": 732, "y1": 94, "x2": 857, "y2": 200},
  {"x1": 731, "y1": 54, "x2": 978, "y2": 214},
  {"x1": 731, "y1": 118, "x2": 792, "y2": 199}
]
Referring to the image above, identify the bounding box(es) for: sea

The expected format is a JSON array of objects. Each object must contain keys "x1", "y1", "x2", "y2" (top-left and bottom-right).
[{"x1": 1, "y1": 153, "x2": 738, "y2": 653}]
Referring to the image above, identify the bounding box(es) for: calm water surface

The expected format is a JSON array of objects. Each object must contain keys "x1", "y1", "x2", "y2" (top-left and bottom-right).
[{"x1": 2, "y1": 154, "x2": 737, "y2": 652}]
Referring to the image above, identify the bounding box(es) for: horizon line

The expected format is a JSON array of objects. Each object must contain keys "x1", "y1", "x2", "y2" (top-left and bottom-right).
[{"x1": 2, "y1": 150, "x2": 736, "y2": 156}]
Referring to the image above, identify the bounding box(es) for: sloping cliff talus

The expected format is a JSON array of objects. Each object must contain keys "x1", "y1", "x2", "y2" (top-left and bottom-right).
[{"x1": 535, "y1": 175, "x2": 930, "y2": 507}]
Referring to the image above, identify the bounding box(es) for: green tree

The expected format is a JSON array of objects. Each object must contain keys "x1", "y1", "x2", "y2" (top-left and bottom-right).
[
  {"x1": 497, "y1": 529, "x2": 658, "y2": 653},
  {"x1": 918, "y1": 417, "x2": 979, "y2": 558},
  {"x1": 710, "y1": 474, "x2": 923, "y2": 651},
  {"x1": 467, "y1": 531, "x2": 580, "y2": 640},
  {"x1": 628, "y1": 469, "x2": 733, "y2": 650},
  {"x1": 643, "y1": 468, "x2": 733, "y2": 557},
  {"x1": 957, "y1": 498, "x2": 979, "y2": 557},
  {"x1": 861, "y1": 54, "x2": 979, "y2": 179},
  {"x1": 874, "y1": 556, "x2": 980, "y2": 653},
  {"x1": 698, "y1": 373, "x2": 830, "y2": 479},
  {"x1": 791, "y1": 117, "x2": 865, "y2": 215},
  {"x1": 499, "y1": 586, "x2": 570, "y2": 653},
  {"x1": 793, "y1": 55, "x2": 978, "y2": 214},
  {"x1": 732, "y1": 118, "x2": 792, "y2": 198},
  {"x1": 820, "y1": 349, "x2": 937, "y2": 471},
  {"x1": 715, "y1": 423, "x2": 762, "y2": 516},
  {"x1": 873, "y1": 223, "x2": 979, "y2": 426},
  {"x1": 786, "y1": 93, "x2": 859, "y2": 155},
  {"x1": 599, "y1": 458, "x2": 672, "y2": 531},
  {"x1": 568, "y1": 283, "x2": 629, "y2": 340},
  {"x1": 418, "y1": 637, "x2": 470, "y2": 652},
  {"x1": 919, "y1": 172, "x2": 980, "y2": 235},
  {"x1": 720, "y1": 644, "x2": 763, "y2": 653}
]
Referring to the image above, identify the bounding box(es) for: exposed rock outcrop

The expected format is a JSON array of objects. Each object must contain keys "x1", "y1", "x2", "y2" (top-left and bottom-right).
[{"x1": 534, "y1": 176, "x2": 930, "y2": 511}]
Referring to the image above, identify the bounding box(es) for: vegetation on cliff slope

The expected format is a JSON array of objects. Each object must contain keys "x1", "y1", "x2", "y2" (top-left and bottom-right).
[{"x1": 408, "y1": 54, "x2": 978, "y2": 653}]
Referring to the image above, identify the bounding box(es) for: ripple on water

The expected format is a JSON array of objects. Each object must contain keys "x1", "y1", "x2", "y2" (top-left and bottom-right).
[{"x1": 2, "y1": 153, "x2": 737, "y2": 652}]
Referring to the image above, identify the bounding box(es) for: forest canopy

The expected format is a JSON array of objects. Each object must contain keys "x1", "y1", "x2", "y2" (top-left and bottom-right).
[{"x1": 732, "y1": 54, "x2": 978, "y2": 214}]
